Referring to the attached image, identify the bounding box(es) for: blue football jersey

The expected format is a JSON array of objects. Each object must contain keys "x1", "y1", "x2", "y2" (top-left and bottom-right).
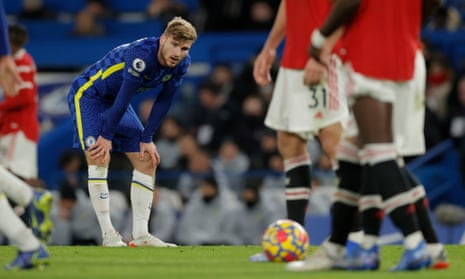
[{"x1": 69, "y1": 37, "x2": 190, "y2": 144}]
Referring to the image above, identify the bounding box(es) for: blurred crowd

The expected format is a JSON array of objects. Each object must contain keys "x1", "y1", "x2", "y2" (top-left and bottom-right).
[
  {"x1": 13, "y1": 0, "x2": 280, "y2": 37},
  {"x1": 3, "y1": 0, "x2": 465, "y2": 245}
]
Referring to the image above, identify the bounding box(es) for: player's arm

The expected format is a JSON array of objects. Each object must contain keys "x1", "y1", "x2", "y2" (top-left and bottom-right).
[
  {"x1": 138, "y1": 78, "x2": 179, "y2": 167},
  {"x1": 253, "y1": 0, "x2": 286, "y2": 86},
  {"x1": 309, "y1": 0, "x2": 360, "y2": 63},
  {"x1": 140, "y1": 56, "x2": 190, "y2": 142},
  {"x1": 262, "y1": 0, "x2": 286, "y2": 52},
  {"x1": 88, "y1": 78, "x2": 139, "y2": 164},
  {"x1": 140, "y1": 80, "x2": 179, "y2": 143},
  {"x1": 422, "y1": 0, "x2": 443, "y2": 24},
  {"x1": 100, "y1": 79, "x2": 139, "y2": 141},
  {"x1": 303, "y1": 28, "x2": 343, "y2": 86},
  {"x1": 0, "y1": 1, "x2": 21, "y2": 95}
]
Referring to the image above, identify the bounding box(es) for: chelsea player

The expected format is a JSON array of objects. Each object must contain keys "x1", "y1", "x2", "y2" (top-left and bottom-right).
[{"x1": 68, "y1": 17, "x2": 197, "y2": 247}]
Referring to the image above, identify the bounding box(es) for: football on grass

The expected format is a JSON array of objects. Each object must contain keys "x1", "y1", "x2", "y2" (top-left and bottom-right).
[{"x1": 261, "y1": 219, "x2": 309, "y2": 262}]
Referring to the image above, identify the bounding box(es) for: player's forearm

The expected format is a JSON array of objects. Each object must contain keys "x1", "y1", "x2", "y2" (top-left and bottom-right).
[
  {"x1": 319, "y1": 0, "x2": 360, "y2": 37},
  {"x1": 309, "y1": 0, "x2": 359, "y2": 63},
  {"x1": 322, "y1": 27, "x2": 343, "y2": 54},
  {"x1": 101, "y1": 80, "x2": 138, "y2": 140},
  {"x1": 141, "y1": 85, "x2": 176, "y2": 143},
  {"x1": 422, "y1": 0, "x2": 443, "y2": 25},
  {"x1": 263, "y1": 0, "x2": 286, "y2": 51}
]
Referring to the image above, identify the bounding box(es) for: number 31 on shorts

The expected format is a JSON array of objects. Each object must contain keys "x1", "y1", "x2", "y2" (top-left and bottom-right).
[{"x1": 307, "y1": 86, "x2": 327, "y2": 109}]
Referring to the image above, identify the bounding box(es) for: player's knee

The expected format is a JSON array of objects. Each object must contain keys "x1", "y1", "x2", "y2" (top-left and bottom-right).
[
  {"x1": 319, "y1": 127, "x2": 343, "y2": 159},
  {"x1": 321, "y1": 139, "x2": 339, "y2": 159},
  {"x1": 277, "y1": 134, "x2": 306, "y2": 159},
  {"x1": 134, "y1": 161, "x2": 156, "y2": 176}
]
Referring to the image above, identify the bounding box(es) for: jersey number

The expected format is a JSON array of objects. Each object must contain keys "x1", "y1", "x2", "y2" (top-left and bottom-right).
[{"x1": 308, "y1": 87, "x2": 327, "y2": 109}]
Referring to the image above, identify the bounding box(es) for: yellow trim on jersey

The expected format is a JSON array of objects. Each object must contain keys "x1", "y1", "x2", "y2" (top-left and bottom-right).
[
  {"x1": 102, "y1": 62, "x2": 125, "y2": 79},
  {"x1": 74, "y1": 70, "x2": 103, "y2": 149},
  {"x1": 74, "y1": 62, "x2": 126, "y2": 150}
]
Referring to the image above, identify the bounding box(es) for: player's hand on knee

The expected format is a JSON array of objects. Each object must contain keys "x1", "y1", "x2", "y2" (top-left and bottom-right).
[
  {"x1": 139, "y1": 142, "x2": 160, "y2": 167},
  {"x1": 89, "y1": 136, "x2": 112, "y2": 164},
  {"x1": 303, "y1": 58, "x2": 325, "y2": 86}
]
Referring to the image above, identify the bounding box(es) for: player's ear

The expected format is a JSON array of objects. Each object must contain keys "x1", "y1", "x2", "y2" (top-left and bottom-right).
[{"x1": 160, "y1": 33, "x2": 166, "y2": 44}]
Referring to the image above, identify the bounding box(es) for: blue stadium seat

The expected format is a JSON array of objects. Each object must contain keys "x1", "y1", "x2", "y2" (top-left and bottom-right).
[
  {"x1": 20, "y1": 20, "x2": 73, "y2": 41},
  {"x1": 107, "y1": 0, "x2": 148, "y2": 12},
  {"x1": 452, "y1": 46, "x2": 465, "y2": 72},
  {"x1": 104, "y1": 20, "x2": 163, "y2": 39},
  {"x1": 4, "y1": 0, "x2": 23, "y2": 14},
  {"x1": 45, "y1": 0, "x2": 86, "y2": 13},
  {"x1": 177, "y1": 0, "x2": 199, "y2": 11}
]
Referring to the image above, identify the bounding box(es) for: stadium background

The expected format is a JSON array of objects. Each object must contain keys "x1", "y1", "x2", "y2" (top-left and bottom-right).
[{"x1": 2, "y1": 0, "x2": 465, "y2": 246}]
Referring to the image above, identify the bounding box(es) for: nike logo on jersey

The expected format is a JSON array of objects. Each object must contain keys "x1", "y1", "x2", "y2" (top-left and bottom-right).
[
  {"x1": 99, "y1": 193, "x2": 109, "y2": 199},
  {"x1": 161, "y1": 74, "x2": 172, "y2": 82},
  {"x1": 137, "y1": 87, "x2": 151, "y2": 93}
]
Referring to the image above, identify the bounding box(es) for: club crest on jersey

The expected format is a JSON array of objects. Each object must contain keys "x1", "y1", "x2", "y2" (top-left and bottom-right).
[
  {"x1": 161, "y1": 74, "x2": 172, "y2": 82},
  {"x1": 132, "y1": 58, "x2": 146, "y2": 72},
  {"x1": 136, "y1": 87, "x2": 150, "y2": 93},
  {"x1": 85, "y1": 136, "x2": 96, "y2": 148}
]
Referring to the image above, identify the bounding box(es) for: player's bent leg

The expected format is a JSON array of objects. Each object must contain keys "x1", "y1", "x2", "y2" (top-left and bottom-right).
[
  {"x1": 250, "y1": 132, "x2": 311, "y2": 261},
  {"x1": 0, "y1": 166, "x2": 53, "y2": 242},
  {"x1": 276, "y1": 131, "x2": 308, "y2": 159},
  {"x1": 126, "y1": 152, "x2": 177, "y2": 247},
  {"x1": 0, "y1": 194, "x2": 50, "y2": 270},
  {"x1": 85, "y1": 153, "x2": 124, "y2": 246},
  {"x1": 318, "y1": 122, "x2": 343, "y2": 160},
  {"x1": 26, "y1": 189, "x2": 53, "y2": 243},
  {"x1": 399, "y1": 165, "x2": 450, "y2": 269},
  {"x1": 277, "y1": 131, "x2": 312, "y2": 227},
  {"x1": 0, "y1": 166, "x2": 33, "y2": 207}
]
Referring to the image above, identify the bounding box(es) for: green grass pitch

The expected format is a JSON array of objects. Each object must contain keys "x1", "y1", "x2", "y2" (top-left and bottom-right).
[{"x1": 0, "y1": 245, "x2": 463, "y2": 279}]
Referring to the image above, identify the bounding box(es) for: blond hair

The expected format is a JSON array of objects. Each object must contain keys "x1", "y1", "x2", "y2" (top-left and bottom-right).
[{"x1": 164, "y1": 17, "x2": 197, "y2": 42}]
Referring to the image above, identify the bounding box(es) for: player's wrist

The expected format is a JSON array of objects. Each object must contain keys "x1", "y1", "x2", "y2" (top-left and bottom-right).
[
  {"x1": 100, "y1": 132, "x2": 114, "y2": 142},
  {"x1": 262, "y1": 46, "x2": 276, "y2": 57},
  {"x1": 140, "y1": 135, "x2": 153, "y2": 143},
  {"x1": 311, "y1": 29, "x2": 326, "y2": 50},
  {"x1": 309, "y1": 29, "x2": 326, "y2": 65}
]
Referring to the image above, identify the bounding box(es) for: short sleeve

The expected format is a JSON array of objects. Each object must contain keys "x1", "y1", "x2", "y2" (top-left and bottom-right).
[{"x1": 122, "y1": 45, "x2": 153, "y2": 83}]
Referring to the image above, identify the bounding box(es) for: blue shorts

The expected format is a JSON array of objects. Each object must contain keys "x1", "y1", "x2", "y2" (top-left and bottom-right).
[{"x1": 68, "y1": 87, "x2": 143, "y2": 153}]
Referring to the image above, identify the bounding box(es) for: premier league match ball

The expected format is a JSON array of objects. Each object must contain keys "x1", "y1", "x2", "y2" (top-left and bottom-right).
[{"x1": 261, "y1": 219, "x2": 309, "y2": 262}]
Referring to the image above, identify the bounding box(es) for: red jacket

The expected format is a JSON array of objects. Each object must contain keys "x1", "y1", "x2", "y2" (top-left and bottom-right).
[{"x1": 0, "y1": 48, "x2": 39, "y2": 142}]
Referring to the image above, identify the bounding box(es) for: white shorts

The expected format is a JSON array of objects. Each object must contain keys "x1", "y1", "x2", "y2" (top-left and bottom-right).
[
  {"x1": 0, "y1": 131, "x2": 38, "y2": 179},
  {"x1": 344, "y1": 51, "x2": 426, "y2": 156},
  {"x1": 265, "y1": 55, "x2": 349, "y2": 140},
  {"x1": 393, "y1": 51, "x2": 426, "y2": 156}
]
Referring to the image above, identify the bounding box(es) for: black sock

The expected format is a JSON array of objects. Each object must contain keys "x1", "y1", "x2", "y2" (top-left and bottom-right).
[
  {"x1": 285, "y1": 164, "x2": 311, "y2": 226},
  {"x1": 400, "y1": 167, "x2": 439, "y2": 243},
  {"x1": 373, "y1": 160, "x2": 419, "y2": 236},
  {"x1": 329, "y1": 161, "x2": 361, "y2": 245},
  {"x1": 359, "y1": 164, "x2": 384, "y2": 236}
]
